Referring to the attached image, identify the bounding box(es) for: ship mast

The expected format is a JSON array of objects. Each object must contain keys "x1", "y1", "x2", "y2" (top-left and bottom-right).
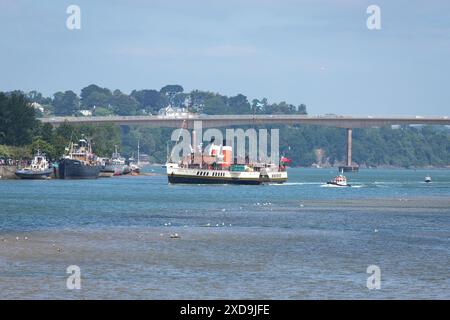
[{"x1": 137, "y1": 139, "x2": 140, "y2": 166}]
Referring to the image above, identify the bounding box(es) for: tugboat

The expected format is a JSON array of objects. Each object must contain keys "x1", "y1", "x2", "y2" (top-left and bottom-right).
[
  {"x1": 15, "y1": 151, "x2": 53, "y2": 179},
  {"x1": 166, "y1": 137, "x2": 288, "y2": 185},
  {"x1": 101, "y1": 146, "x2": 130, "y2": 176},
  {"x1": 98, "y1": 157, "x2": 114, "y2": 178},
  {"x1": 128, "y1": 157, "x2": 140, "y2": 175},
  {"x1": 326, "y1": 172, "x2": 351, "y2": 187},
  {"x1": 58, "y1": 138, "x2": 101, "y2": 179},
  {"x1": 127, "y1": 140, "x2": 141, "y2": 175}
]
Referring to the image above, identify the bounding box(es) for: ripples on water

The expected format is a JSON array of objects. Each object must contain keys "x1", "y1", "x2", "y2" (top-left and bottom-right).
[{"x1": 0, "y1": 168, "x2": 449, "y2": 299}]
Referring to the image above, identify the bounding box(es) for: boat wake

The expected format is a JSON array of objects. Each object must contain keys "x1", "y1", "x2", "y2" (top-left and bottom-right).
[
  {"x1": 321, "y1": 184, "x2": 363, "y2": 188},
  {"x1": 271, "y1": 182, "x2": 321, "y2": 186}
]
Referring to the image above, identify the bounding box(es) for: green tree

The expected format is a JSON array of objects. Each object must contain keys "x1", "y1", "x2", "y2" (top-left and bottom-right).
[
  {"x1": 228, "y1": 94, "x2": 251, "y2": 114},
  {"x1": 27, "y1": 90, "x2": 52, "y2": 105},
  {"x1": 30, "y1": 137, "x2": 56, "y2": 159},
  {"x1": 94, "y1": 107, "x2": 114, "y2": 116},
  {"x1": 0, "y1": 92, "x2": 37, "y2": 146},
  {"x1": 80, "y1": 84, "x2": 112, "y2": 108},
  {"x1": 53, "y1": 90, "x2": 80, "y2": 116},
  {"x1": 131, "y1": 89, "x2": 167, "y2": 114},
  {"x1": 110, "y1": 90, "x2": 139, "y2": 116},
  {"x1": 297, "y1": 104, "x2": 307, "y2": 115},
  {"x1": 39, "y1": 123, "x2": 54, "y2": 142},
  {"x1": 160, "y1": 85, "x2": 184, "y2": 96},
  {"x1": 160, "y1": 85, "x2": 184, "y2": 106},
  {"x1": 203, "y1": 94, "x2": 228, "y2": 114}
]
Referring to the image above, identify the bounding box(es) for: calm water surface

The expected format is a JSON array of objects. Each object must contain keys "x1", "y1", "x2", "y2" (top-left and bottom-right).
[{"x1": 0, "y1": 168, "x2": 449, "y2": 299}]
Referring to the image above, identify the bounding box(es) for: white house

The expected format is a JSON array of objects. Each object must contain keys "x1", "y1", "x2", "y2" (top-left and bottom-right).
[
  {"x1": 30, "y1": 102, "x2": 44, "y2": 113},
  {"x1": 158, "y1": 105, "x2": 189, "y2": 117},
  {"x1": 79, "y1": 110, "x2": 93, "y2": 116}
]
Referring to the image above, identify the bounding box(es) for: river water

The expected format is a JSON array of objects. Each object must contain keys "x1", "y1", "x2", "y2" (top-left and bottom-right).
[{"x1": 0, "y1": 168, "x2": 449, "y2": 299}]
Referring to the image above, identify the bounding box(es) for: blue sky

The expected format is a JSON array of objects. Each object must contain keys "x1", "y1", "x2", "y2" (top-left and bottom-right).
[{"x1": 1, "y1": 0, "x2": 449, "y2": 115}]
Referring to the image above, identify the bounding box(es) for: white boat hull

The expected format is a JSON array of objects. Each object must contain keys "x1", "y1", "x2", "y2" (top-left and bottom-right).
[{"x1": 167, "y1": 165, "x2": 287, "y2": 185}]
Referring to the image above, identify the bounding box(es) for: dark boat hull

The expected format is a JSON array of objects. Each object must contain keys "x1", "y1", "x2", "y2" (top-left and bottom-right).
[
  {"x1": 58, "y1": 159, "x2": 101, "y2": 179},
  {"x1": 168, "y1": 175, "x2": 262, "y2": 185},
  {"x1": 326, "y1": 182, "x2": 351, "y2": 187},
  {"x1": 15, "y1": 169, "x2": 53, "y2": 180}
]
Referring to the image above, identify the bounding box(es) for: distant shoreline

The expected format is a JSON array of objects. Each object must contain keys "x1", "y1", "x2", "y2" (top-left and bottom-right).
[
  {"x1": 146, "y1": 163, "x2": 450, "y2": 170},
  {"x1": 297, "y1": 165, "x2": 450, "y2": 170}
]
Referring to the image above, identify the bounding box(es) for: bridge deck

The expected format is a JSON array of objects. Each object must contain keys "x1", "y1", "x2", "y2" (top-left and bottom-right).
[{"x1": 39, "y1": 115, "x2": 450, "y2": 128}]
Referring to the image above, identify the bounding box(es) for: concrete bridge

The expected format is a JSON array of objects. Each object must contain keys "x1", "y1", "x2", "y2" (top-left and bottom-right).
[
  {"x1": 39, "y1": 114, "x2": 450, "y2": 171},
  {"x1": 39, "y1": 114, "x2": 450, "y2": 129}
]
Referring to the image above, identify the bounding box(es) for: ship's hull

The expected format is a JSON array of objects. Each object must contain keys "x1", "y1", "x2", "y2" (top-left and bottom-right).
[
  {"x1": 326, "y1": 182, "x2": 351, "y2": 187},
  {"x1": 167, "y1": 166, "x2": 287, "y2": 185},
  {"x1": 99, "y1": 168, "x2": 114, "y2": 178},
  {"x1": 168, "y1": 174, "x2": 262, "y2": 185},
  {"x1": 15, "y1": 169, "x2": 53, "y2": 180},
  {"x1": 102, "y1": 164, "x2": 130, "y2": 176},
  {"x1": 58, "y1": 159, "x2": 101, "y2": 179}
]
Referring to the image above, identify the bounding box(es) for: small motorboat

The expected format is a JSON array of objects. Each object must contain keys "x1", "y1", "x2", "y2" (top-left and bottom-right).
[
  {"x1": 327, "y1": 174, "x2": 351, "y2": 187},
  {"x1": 15, "y1": 151, "x2": 53, "y2": 180},
  {"x1": 424, "y1": 176, "x2": 432, "y2": 183}
]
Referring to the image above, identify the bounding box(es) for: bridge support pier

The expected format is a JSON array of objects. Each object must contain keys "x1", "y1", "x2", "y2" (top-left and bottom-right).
[
  {"x1": 339, "y1": 128, "x2": 359, "y2": 172},
  {"x1": 347, "y1": 128, "x2": 352, "y2": 167}
]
